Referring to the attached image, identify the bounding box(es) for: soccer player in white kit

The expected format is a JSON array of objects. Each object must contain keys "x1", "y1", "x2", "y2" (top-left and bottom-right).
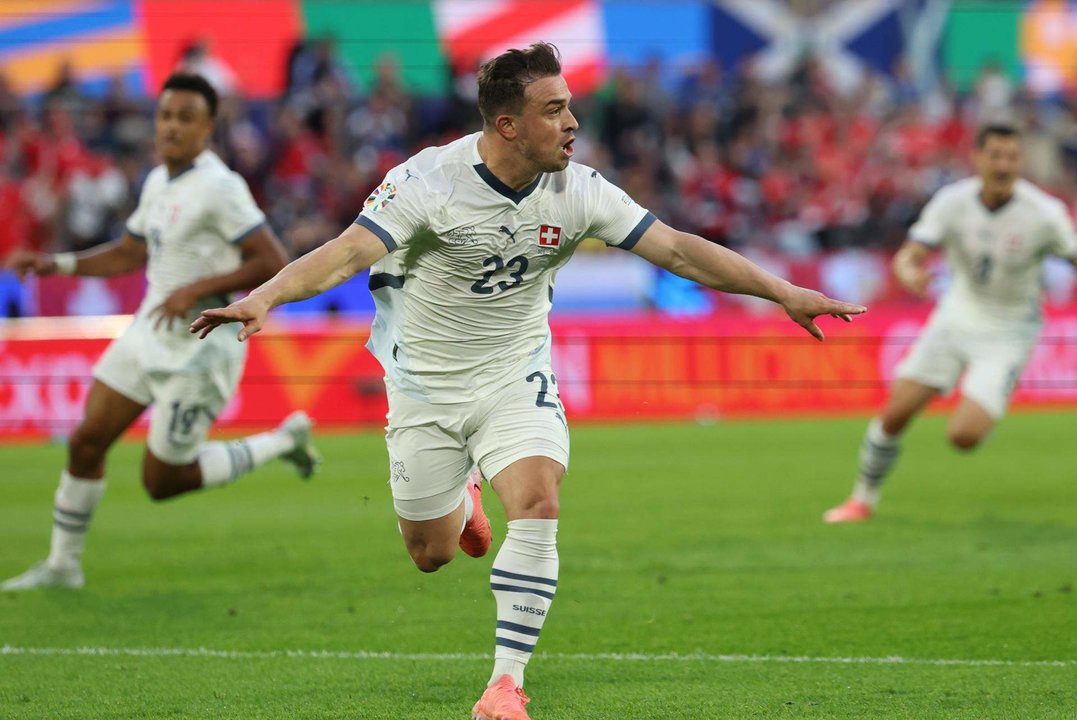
[
  {"x1": 192, "y1": 44, "x2": 865, "y2": 719},
  {"x1": 2, "y1": 74, "x2": 321, "y2": 591},
  {"x1": 825, "y1": 124, "x2": 1077, "y2": 524}
]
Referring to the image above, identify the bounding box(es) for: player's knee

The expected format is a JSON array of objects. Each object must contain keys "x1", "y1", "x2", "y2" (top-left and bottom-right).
[
  {"x1": 67, "y1": 426, "x2": 109, "y2": 474},
  {"x1": 402, "y1": 530, "x2": 458, "y2": 572},
  {"x1": 413, "y1": 556, "x2": 451, "y2": 574},
  {"x1": 408, "y1": 544, "x2": 456, "y2": 573},
  {"x1": 141, "y1": 471, "x2": 173, "y2": 501},
  {"x1": 947, "y1": 428, "x2": 983, "y2": 452},
  {"x1": 523, "y1": 495, "x2": 560, "y2": 520},
  {"x1": 140, "y1": 462, "x2": 185, "y2": 501}
]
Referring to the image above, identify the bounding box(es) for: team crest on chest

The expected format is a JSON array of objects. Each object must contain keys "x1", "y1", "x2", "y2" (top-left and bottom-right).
[
  {"x1": 538, "y1": 225, "x2": 561, "y2": 248},
  {"x1": 445, "y1": 225, "x2": 478, "y2": 245}
]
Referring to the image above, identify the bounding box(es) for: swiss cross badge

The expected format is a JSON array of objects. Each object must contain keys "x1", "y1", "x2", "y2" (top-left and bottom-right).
[{"x1": 538, "y1": 224, "x2": 562, "y2": 247}]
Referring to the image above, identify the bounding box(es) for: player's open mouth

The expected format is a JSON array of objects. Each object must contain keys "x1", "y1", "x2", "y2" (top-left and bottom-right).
[{"x1": 562, "y1": 139, "x2": 574, "y2": 157}]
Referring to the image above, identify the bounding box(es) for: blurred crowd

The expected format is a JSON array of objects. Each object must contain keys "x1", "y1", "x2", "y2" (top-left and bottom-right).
[{"x1": 2, "y1": 39, "x2": 1077, "y2": 268}]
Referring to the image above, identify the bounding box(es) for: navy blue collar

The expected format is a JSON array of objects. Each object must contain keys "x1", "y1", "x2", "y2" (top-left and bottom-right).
[
  {"x1": 167, "y1": 163, "x2": 196, "y2": 181},
  {"x1": 474, "y1": 163, "x2": 542, "y2": 204}
]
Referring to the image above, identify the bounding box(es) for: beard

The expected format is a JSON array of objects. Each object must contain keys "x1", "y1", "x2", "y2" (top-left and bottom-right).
[{"x1": 520, "y1": 139, "x2": 570, "y2": 173}]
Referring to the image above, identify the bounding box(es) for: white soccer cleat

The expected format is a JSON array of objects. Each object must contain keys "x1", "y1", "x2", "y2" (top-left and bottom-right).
[
  {"x1": 279, "y1": 411, "x2": 321, "y2": 479},
  {"x1": 1, "y1": 562, "x2": 84, "y2": 591}
]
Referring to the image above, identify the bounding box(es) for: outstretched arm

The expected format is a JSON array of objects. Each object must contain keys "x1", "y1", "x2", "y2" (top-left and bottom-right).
[
  {"x1": 891, "y1": 240, "x2": 934, "y2": 299},
  {"x1": 6, "y1": 232, "x2": 148, "y2": 280},
  {"x1": 191, "y1": 222, "x2": 389, "y2": 341},
  {"x1": 150, "y1": 225, "x2": 289, "y2": 330},
  {"x1": 631, "y1": 219, "x2": 866, "y2": 340}
]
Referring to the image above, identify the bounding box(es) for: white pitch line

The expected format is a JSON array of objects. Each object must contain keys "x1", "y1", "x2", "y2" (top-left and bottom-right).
[{"x1": 0, "y1": 645, "x2": 1072, "y2": 669}]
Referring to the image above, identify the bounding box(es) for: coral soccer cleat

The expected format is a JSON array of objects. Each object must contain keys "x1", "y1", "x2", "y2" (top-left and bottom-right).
[
  {"x1": 459, "y1": 468, "x2": 492, "y2": 558},
  {"x1": 472, "y1": 675, "x2": 531, "y2": 720},
  {"x1": 823, "y1": 498, "x2": 874, "y2": 524}
]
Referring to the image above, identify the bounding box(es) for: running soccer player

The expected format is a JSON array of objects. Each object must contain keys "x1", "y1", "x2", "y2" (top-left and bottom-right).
[
  {"x1": 2, "y1": 73, "x2": 320, "y2": 591},
  {"x1": 192, "y1": 44, "x2": 864, "y2": 719},
  {"x1": 825, "y1": 123, "x2": 1077, "y2": 523}
]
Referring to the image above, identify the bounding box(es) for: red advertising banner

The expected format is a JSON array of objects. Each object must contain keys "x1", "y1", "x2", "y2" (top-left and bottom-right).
[
  {"x1": 548, "y1": 307, "x2": 1077, "y2": 420},
  {"x1": 2, "y1": 307, "x2": 1075, "y2": 438}
]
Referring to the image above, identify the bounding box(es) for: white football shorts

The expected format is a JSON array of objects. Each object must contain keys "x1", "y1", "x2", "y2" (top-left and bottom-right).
[
  {"x1": 93, "y1": 319, "x2": 245, "y2": 464},
  {"x1": 895, "y1": 317, "x2": 1039, "y2": 419},
  {"x1": 385, "y1": 368, "x2": 570, "y2": 521}
]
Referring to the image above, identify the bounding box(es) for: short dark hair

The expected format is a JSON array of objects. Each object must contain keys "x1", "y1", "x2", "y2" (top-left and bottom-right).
[
  {"x1": 161, "y1": 73, "x2": 218, "y2": 118},
  {"x1": 976, "y1": 123, "x2": 1019, "y2": 149},
  {"x1": 477, "y1": 42, "x2": 562, "y2": 125}
]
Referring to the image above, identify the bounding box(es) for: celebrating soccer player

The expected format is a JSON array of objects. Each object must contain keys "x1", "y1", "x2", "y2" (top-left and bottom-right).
[
  {"x1": 825, "y1": 123, "x2": 1077, "y2": 524},
  {"x1": 192, "y1": 44, "x2": 864, "y2": 720},
  {"x1": 2, "y1": 74, "x2": 320, "y2": 592}
]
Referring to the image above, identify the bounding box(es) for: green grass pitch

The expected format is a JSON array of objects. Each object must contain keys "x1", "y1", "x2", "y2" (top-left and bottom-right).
[{"x1": 1, "y1": 412, "x2": 1074, "y2": 719}]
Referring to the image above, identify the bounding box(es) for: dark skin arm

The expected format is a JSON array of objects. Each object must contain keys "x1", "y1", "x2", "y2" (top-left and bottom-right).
[
  {"x1": 7, "y1": 231, "x2": 148, "y2": 279},
  {"x1": 150, "y1": 225, "x2": 288, "y2": 330},
  {"x1": 191, "y1": 222, "x2": 388, "y2": 340},
  {"x1": 6, "y1": 226, "x2": 288, "y2": 331}
]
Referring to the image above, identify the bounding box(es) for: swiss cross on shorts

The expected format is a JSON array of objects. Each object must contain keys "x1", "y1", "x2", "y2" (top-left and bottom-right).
[{"x1": 538, "y1": 225, "x2": 561, "y2": 247}]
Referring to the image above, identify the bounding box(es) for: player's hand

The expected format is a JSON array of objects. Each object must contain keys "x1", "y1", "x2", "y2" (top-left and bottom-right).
[
  {"x1": 777, "y1": 284, "x2": 866, "y2": 341},
  {"x1": 151, "y1": 286, "x2": 200, "y2": 331},
  {"x1": 6, "y1": 250, "x2": 57, "y2": 281},
  {"x1": 190, "y1": 295, "x2": 271, "y2": 341},
  {"x1": 895, "y1": 264, "x2": 932, "y2": 299}
]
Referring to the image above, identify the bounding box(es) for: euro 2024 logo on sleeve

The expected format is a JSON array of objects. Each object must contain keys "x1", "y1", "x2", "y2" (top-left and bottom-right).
[{"x1": 364, "y1": 182, "x2": 397, "y2": 213}]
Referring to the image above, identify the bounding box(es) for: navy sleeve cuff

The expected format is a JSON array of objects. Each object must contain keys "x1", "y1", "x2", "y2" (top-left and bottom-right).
[
  {"x1": 230, "y1": 221, "x2": 267, "y2": 245},
  {"x1": 618, "y1": 211, "x2": 657, "y2": 251},
  {"x1": 356, "y1": 215, "x2": 398, "y2": 252}
]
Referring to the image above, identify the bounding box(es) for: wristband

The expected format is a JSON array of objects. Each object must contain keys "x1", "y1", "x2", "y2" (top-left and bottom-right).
[{"x1": 53, "y1": 253, "x2": 78, "y2": 275}]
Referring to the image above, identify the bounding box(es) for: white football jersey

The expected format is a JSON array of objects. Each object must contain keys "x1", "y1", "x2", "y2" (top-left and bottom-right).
[
  {"x1": 909, "y1": 177, "x2": 1077, "y2": 330},
  {"x1": 358, "y1": 132, "x2": 654, "y2": 402},
  {"x1": 123, "y1": 149, "x2": 265, "y2": 371}
]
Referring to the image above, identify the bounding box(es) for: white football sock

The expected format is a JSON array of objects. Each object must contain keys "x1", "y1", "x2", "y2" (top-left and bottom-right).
[
  {"x1": 853, "y1": 418, "x2": 902, "y2": 507},
  {"x1": 47, "y1": 471, "x2": 106, "y2": 571},
  {"x1": 198, "y1": 428, "x2": 296, "y2": 488},
  {"x1": 488, "y1": 518, "x2": 558, "y2": 688}
]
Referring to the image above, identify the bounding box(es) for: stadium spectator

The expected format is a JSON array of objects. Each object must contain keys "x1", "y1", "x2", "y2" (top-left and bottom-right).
[
  {"x1": 0, "y1": 168, "x2": 30, "y2": 263},
  {"x1": 190, "y1": 43, "x2": 865, "y2": 720},
  {"x1": 62, "y1": 151, "x2": 128, "y2": 251},
  {"x1": 0, "y1": 71, "x2": 19, "y2": 131},
  {"x1": 1, "y1": 73, "x2": 320, "y2": 592},
  {"x1": 285, "y1": 36, "x2": 355, "y2": 105},
  {"x1": 825, "y1": 123, "x2": 1077, "y2": 523},
  {"x1": 600, "y1": 68, "x2": 663, "y2": 168},
  {"x1": 43, "y1": 59, "x2": 92, "y2": 120},
  {"x1": 0, "y1": 32, "x2": 1075, "y2": 312},
  {"x1": 177, "y1": 37, "x2": 238, "y2": 96}
]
